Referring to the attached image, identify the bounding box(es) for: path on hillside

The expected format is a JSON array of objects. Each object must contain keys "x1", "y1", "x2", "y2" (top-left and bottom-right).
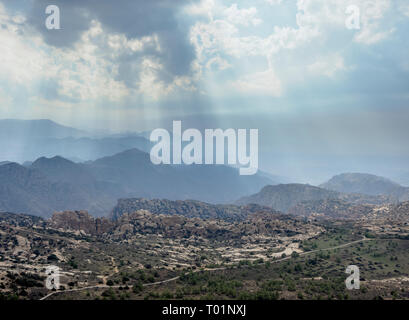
[{"x1": 40, "y1": 237, "x2": 370, "y2": 300}]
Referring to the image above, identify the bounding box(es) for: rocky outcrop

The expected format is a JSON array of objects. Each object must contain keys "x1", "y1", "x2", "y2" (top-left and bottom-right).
[
  {"x1": 50, "y1": 210, "x2": 114, "y2": 236},
  {"x1": 106, "y1": 208, "x2": 319, "y2": 241},
  {"x1": 110, "y1": 198, "x2": 277, "y2": 222},
  {"x1": 287, "y1": 199, "x2": 375, "y2": 219}
]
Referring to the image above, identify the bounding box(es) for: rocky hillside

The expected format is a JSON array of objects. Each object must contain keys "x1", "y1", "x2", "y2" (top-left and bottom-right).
[
  {"x1": 110, "y1": 198, "x2": 277, "y2": 222},
  {"x1": 44, "y1": 206, "x2": 320, "y2": 242},
  {"x1": 362, "y1": 201, "x2": 409, "y2": 222},
  {"x1": 287, "y1": 199, "x2": 375, "y2": 219},
  {"x1": 0, "y1": 211, "x2": 44, "y2": 227},
  {"x1": 106, "y1": 209, "x2": 320, "y2": 241},
  {"x1": 49, "y1": 211, "x2": 113, "y2": 236}
]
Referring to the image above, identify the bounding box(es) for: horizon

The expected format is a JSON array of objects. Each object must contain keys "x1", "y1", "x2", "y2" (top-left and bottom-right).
[{"x1": 1, "y1": 116, "x2": 409, "y2": 185}]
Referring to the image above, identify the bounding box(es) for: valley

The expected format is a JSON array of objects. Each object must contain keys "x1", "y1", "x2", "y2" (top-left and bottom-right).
[{"x1": 0, "y1": 195, "x2": 408, "y2": 300}]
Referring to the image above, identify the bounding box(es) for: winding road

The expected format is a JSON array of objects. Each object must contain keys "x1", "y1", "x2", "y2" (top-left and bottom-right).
[{"x1": 40, "y1": 237, "x2": 370, "y2": 300}]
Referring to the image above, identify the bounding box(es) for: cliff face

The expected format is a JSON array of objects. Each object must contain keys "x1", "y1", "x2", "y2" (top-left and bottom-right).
[
  {"x1": 105, "y1": 208, "x2": 320, "y2": 241},
  {"x1": 46, "y1": 203, "x2": 318, "y2": 242},
  {"x1": 110, "y1": 198, "x2": 277, "y2": 222},
  {"x1": 50, "y1": 210, "x2": 114, "y2": 236},
  {"x1": 47, "y1": 199, "x2": 409, "y2": 238}
]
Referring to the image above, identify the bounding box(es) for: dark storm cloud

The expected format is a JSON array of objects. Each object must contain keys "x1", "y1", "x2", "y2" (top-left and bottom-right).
[{"x1": 26, "y1": 0, "x2": 197, "y2": 82}]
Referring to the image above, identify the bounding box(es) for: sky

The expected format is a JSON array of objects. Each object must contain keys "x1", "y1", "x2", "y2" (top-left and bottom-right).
[{"x1": 0, "y1": 0, "x2": 409, "y2": 183}]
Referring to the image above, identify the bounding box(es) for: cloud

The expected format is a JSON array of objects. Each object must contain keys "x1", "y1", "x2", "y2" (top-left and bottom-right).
[
  {"x1": 184, "y1": 0, "x2": 215, "y2": 19},
  {"x1": 307, "y1": 54, "x2": 347, "y2": 78},
  {"x1": 353, "y1": 0, "x2": 394, "y2": 45},
  {"x1": 206, "y1": 56, "x2": 231, "y2": 71},
  {"x1": 23, "y1": 0, "x2": 198, "y2": 90},
  {"x1": 224, "y1": 4, "x2": 262, "y2": 27},
  {"x1": 296, "y1": 0, "x2": 394, "y2": 45},
  {"x1": 0, "y1": 3, "x2": 51, "y2": 85},
  {"x1": 0, "y1": 0, "x2": 408, "y2": 120},
  {"x1": 0, "y1": 1, "x2": 204, "y2": 103},
  {"x1": 231, "y1": 68, "x2": 282, "y2": 96},
  {"x1": 0, "y1": 8, "x2": 129, "y2": 102},
  {"x1": 265, "y1": 0, "x2": 283, "y2": 4}
]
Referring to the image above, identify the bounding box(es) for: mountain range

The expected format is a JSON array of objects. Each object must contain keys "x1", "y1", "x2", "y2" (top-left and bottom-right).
[
  {"x1": 0, "y1": 119, "x2": 152, "y2": 163},
  {"x1": 0, "y1": 119, "x2": 86, "y2": 139},
  {"x1": 0, "y1": 148, "x2": 272, "y2": 217},
  {"x1": 2, "y1": 119, "x2": 409, "y2": 221}
]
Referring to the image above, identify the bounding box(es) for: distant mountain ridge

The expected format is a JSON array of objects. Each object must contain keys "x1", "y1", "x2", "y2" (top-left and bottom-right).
[
  {"x1": 0, "y1": 161, "x2": 118, "y2": 217},
  {"x1": 320, "y1": 173, "x2": 409, "y2": 202},
  {"x1": 85, "y1": 148, "x2": 272, "y2": 204},
  {"x1": 0, "y1": 149, "x2": 273, "y2": 217},
  {"x1": 31, "y1": 156, "x2": 95, "y2": 185},
  {"x1": 0, "y1": 119, "x2": 86, "y2": 139},
  {"x1": 236, "y1": 183, "x2": 396, "y2": 212},
  {"x1": 0, "y1": 118, "x2": 152, "y2": 163}
]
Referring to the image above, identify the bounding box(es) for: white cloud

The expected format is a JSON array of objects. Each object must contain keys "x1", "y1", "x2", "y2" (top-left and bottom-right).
[
  {"x1": 266, "y1": 0, "x2": 283, "y2": 5},
  {"x1": 206, "y1": 56, "x2": 231, "y2": 71},
  {"x1": 188, "y1": 0, "x2": 402, "y2": 99},
  {"x1": 224, "y1": 4, "x2": 262, "y2": 27},
  {"x1": 353, "y1": 0, "x2": 394, "y2": 45},
  {"x1": 184, "y1": 0, "x2": 216, "y2": 19},
  {"x1": 307, "y1": 54, "x2": 347, "y2": 78},
  {"x1": 0, "y1": 3, "x2": 199, "y2": 103},
  {"x1": 0, "y1": 0, "x2": 405, "y2": 108},
  {"x1": 0, "y1": 4, "x2": 52, "y2": 85},
  {"x1": 231, "y1": 68, "x2": 282, "y2": 96},
  {"x1": 296, "y1": 0, "x2": 394, "y2": 45},
  {"x1": 0, "y1": 9, "x2": 130, "y2": 102},
  {"x1": 46, "y1": 21, "x2": 130, "y2": 102}
]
